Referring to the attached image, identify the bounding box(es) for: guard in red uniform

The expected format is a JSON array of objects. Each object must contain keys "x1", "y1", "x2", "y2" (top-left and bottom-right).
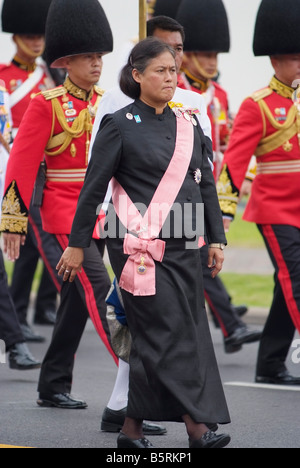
[
  {"x1": 218, "y1": 0, "x2": 300, "y2": 385},
  {"x1": 176, "y1": 0, "x2": 231, "y2": 179},
  {"x1": 1, "y1": 0, "x2": 61, "y2": 336},
  {"x1": 175, "y1": 0, "x2": 260, "y2": 351},
  {"x1": 0, "y1": 0, "x2": 53, "y2": 136},
  {"x1": 1, "y1": 0, "x2": 116, "y2": 408}
]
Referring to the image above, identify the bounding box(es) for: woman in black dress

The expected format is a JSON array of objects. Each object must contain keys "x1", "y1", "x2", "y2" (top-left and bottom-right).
[{"x1": 57, "y1": 38, "x2": 231, "y2": 449}]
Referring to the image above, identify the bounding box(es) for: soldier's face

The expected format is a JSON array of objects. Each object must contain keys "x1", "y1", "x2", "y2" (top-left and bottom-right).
[
  {"x1": 183, "y1": 52, "x2": 218, "y2": 79},
  {"x1": 65, "y1": 54, "x2": 103, "y2": 89},
  {"x1": 14, "y1": 34, "x2": 45, "y2": 60},
  {"x1": 152, "y1": 29, "x2": 184, "y2": 73},
  {"x1": 271, "y1": 55, "x2": 300, "y2": 87}
]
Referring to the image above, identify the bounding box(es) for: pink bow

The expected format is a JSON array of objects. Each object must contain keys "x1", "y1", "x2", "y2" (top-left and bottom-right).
[{"x1": 119, "y1": 233, "x2": 166, "y2": 296}]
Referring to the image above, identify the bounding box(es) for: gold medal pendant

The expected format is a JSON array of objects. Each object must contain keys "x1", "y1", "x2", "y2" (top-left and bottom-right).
[{"x1": 137, "y1": 256, "x2": 147, "y2": 275}]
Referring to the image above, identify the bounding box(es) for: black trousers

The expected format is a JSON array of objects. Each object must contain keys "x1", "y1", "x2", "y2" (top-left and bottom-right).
[
  {"x1": 38, "y1": 236, "x2": 116, "y2": 395},
  {"x1": 10, "y1": 203, "x2": 61, "y2": 325},
  {"x1": 201, "y1": 243, "x2": 243, "y2": 337},
  {"x1": 256, "y1": 224, "x2": 299, "y2": 376},
  {"x1": 0, "y1": 249, "x2": 24, "y2": 350}
]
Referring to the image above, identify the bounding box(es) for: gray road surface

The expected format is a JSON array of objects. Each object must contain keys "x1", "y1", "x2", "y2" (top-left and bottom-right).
[{"x1": 1, "y1": 320, "x2": 300, "y2": 449}]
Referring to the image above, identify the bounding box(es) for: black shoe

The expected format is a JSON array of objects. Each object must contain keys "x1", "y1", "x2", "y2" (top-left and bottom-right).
[
  {"x1": 20, "y1": 323, "x2": 46, "y2": 343},
  {"x1": 234, "y1": 305, "x2": 249, "y2": 318},
  {"x1": 101, "y1": 407, "x2": 167, "y2": 435},
  {"x1": 206, "y1": 423, "x2": 219, "y2": 433},
  {"x1": 189, "y1": 431, "x2": 231, "y2": 449},
  {"x1": 117, "y1": 432, "x2": 154, "y2": 448},
  {"x1": 224, "y1": 342, "x2": 243, "y2": 354},
  {"x1": 37, "y1": 393, "x2": 88, "y2": 409},
  {"x1": 256, "y1": 370, "x2": 300, "y2": 386},
  {"x1": 8, "y1": 343, "x2": 41, "y2": 371},
  {"x1": 34, "y1": 310, "x2": 56, "y2": 326},
  {"x1": 225, "y1": 326, "x2": 262, "y2": 350}
]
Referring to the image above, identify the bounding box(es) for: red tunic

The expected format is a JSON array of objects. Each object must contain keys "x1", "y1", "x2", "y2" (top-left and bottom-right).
[
  {"x1": 0, "y1": 61, "x2": 53, "y2": 129},
  {"x1": 0, "y1": 77, "x2": 104, "y2": 235},
  {"x1": 218, "y1": 76, "x2": 300, "y2": 228},
  {"x1": 177, "y1": 73, "x2": 230, "y2": 152}
]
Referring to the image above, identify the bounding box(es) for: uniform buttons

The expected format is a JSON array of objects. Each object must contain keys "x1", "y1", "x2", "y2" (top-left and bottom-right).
[
  {"x1": 158, "y1": 116, "x2": 164, "y2": 121},
  {"x1": 187, "y1": 196, "x2": 192, "y2": 202},
  {"x1": 166, "y1": 136, "x2": 171, "y2": 140}
]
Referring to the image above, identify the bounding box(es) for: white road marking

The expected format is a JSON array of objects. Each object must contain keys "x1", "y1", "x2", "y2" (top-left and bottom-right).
[{"x1": 225, "y1": 381, "x2": 300, "y2": 392}]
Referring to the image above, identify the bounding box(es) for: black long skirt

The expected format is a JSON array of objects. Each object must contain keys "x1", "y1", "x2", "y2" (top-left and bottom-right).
[{"x1": 107, "y1": 237, "x2": 231, "y2": 425}]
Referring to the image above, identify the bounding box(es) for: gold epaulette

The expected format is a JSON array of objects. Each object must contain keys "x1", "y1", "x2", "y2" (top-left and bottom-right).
[
  {"x1": 41, "y1": 87, "x2": 67, "y2": 101},
  {"x1": 94, "y1": 86, "x2": 105, "y2": 97},
  {"x1": 250, "y1": 88, "x2": 273, "y2": 103}
]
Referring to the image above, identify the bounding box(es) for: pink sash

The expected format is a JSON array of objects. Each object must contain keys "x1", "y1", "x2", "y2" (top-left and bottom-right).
[{"x1": 112, "y1": 111, "x2": 194, "y2": 296}]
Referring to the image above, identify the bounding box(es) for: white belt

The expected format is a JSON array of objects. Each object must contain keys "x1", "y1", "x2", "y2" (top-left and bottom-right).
[
  {"x1": 257, "y1": 160, "x2": 300, "y2": 175},
  {"x1": 10, "y1": 66, "x2": 44, "y2": 108},
  {"x1": 46, "y1": 168, "x2": 87, "y2": 183}
]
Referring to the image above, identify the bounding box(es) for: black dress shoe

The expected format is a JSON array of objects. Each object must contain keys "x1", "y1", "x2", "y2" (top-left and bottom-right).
[
  {"x1": 101, "y1": 407, "x2": 167, "y2": 435},
  {"x1": 224, "y1": 342, "x2": 243, "y2": 354},
  {"x1": 189, "y1": 431, "x2": 231, "y2": 449},
  {"x1": 224, "y1": 326, "x2": 262, "y2": 353},
  {"x1": 206, "y1": 423, "x2": 219, "y2": 433},
  {"x1": 20, "y1": 323, "x2": 46, "y2": 343},
  {"x1": 34, "y1": 310, "x2": 57, "y2": 326},
  {"x1": 117, "y1": 432, "x2": 154, "y2": 448},
  {"x1": 234, "y1": 305, "x2": 249, "y2": 318},
  {"x1": 9, "y1": 343, "x2": 41, "y2": 371},
  {"x1": 256, "y1": 370, "x2": 300, "y2": 386},
  {"x1": 37, "y1": 393, "x2": 88, "y2": 409}
]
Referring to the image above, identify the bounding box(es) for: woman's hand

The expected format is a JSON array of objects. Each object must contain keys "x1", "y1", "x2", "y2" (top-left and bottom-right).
[
  {"x1": 56, "y1": 247, "x2": 84, "y2": 283},
  {"x1": 208, "y1": 247, "x2": 224, "y2": 279},
  {"x1": 3, "y1": 233, "x2": 26, "y2": 261}
]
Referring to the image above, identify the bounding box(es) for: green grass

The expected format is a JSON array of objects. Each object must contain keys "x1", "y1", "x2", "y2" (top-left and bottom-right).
[
  {"x1": 225, "y1": 210, "x2": 265, "y2": 249},
  {"x1": 221, "y1": 272, "x2": 273, "y2": 309},
  {"x1": 220, "y1": 208, "x2": 273, "y2": 307}
]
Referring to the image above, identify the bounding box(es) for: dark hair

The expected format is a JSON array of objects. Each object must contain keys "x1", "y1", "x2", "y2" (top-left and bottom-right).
[
  {"x1": 120, "y1": 37, "x2": 176, "y2": 100},
  {"x1": 147, "y1": 15, "x2": 185, "y2": 42}
]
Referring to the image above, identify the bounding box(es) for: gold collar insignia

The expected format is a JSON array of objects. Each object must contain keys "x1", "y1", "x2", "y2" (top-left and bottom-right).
[
  {"x1": 269, "y1": 76, "x2": 294, "y2": 100},
  {"x1": 63, "y1": 76, "x2": 94, "y2": 102}
]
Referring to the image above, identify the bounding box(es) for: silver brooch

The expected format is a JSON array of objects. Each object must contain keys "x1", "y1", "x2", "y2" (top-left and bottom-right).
[{"x1": 194, "y1": 168, "x2": 202, "y2": 184}]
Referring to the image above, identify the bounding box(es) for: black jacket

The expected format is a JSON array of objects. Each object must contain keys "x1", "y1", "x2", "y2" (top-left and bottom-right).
[{"x1": 69, "y1": 100, "x2": 226, "y2": 248}]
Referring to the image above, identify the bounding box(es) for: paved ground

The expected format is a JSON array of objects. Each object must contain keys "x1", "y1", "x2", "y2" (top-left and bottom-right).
[
  {"x1": 1, "y1": 319, "x2": 300, "y2": 449},
  {"x1": 222, "y1": 247, "x2": 273, "y2": 276}
]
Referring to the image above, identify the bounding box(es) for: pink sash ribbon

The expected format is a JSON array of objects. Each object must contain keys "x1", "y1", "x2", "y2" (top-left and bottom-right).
[{"x1": 112, "y1": 110, "x2": 194, "y2": 296}]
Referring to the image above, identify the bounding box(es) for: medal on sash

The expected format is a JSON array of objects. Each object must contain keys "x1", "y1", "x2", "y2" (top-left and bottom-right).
[{"x1": 137, "y1": 256, "x2": 147, "y2": 275}]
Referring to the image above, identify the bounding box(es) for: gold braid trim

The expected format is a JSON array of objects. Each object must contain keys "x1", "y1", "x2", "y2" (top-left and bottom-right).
[
  {"x1": 44, "y1": 81, "x2": 102, "y2": 164},
  {"x1": 0, "y1": 181, "x2": 28, "y2": 234},
  {"x1": 148, "y1": 0, "x2": 156, "y2": 15},
  {"x1": 45, "y1": 99, "x2": 93, "y2": 156},
  {"x1": 255, "y1": 101, "x2": 299, "y2": 157},
  {"x1": 217, "y1": 165, "x2": 239, "y2": 218},
  {"x1": 269, "y1": 76, "x2": 294, "y2": 100}
]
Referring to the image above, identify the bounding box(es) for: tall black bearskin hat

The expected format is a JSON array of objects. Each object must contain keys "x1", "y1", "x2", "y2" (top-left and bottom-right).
[
  {"x1": 1, "y1": 0, "x2": 52, "y2": 35},
  {"x1": 176, "y1": 0, "x2": 230, "y2": 53},
  {"x1": 45, "y1": 0, "x2": 113, "y2": 68},
  {"x1": 253, "y1": 0, "x2": 300, "y2": 56},
  {"x1": 152, "y1": 0, "x2": 182, "y2": 18}
]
